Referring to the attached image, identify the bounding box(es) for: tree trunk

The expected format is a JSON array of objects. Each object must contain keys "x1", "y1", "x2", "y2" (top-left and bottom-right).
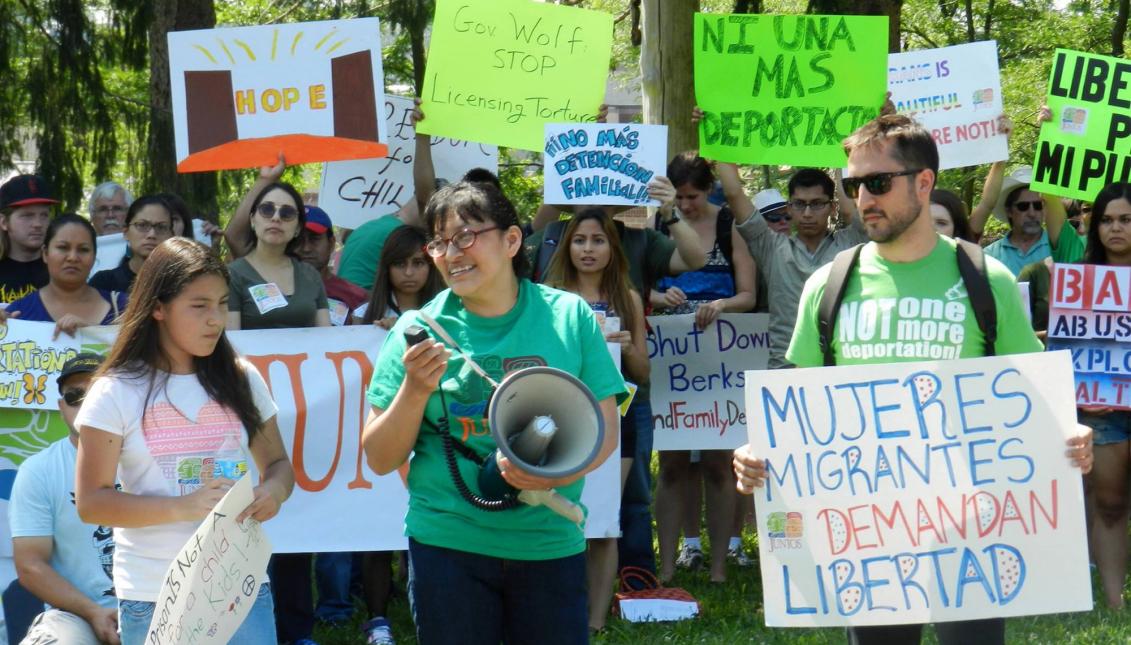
[
  {"x1": 640, "y1": 0, "x2": 698, "y2": 156},
  {"x1": 1114, "y1": 0, "x2": 1129, "y2": 57},
  {"x1": 807, "y1": 0, "x2": 903, "y2": 53},
  {"x1": 146, "y1": 0, "x2": 219, "y2": 219}
]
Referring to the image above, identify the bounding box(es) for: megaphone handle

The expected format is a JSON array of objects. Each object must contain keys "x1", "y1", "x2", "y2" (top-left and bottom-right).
[{"x1": 517, "y1": 489, "x2": 585, "y2": 524}]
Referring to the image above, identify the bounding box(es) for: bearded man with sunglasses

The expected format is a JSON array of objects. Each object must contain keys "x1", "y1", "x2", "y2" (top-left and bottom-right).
[
  {"x1": 10, "y1": 354, "x2": 119, "y2": 645},
  {"x1": 978, "y1": 166, "x2": 1084, "y2": 276},
  {"x1": 733, "y1": 114, "x2": 1094, "y2": 645}
]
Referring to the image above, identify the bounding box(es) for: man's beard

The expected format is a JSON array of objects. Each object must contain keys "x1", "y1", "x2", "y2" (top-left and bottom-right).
[{"x1": 863, "y1": 187, "x2": 922, "y2": 244}]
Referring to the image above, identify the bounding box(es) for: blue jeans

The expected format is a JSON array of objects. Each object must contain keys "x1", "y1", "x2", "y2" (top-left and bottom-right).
[
  {"x1": 118, "y1": 582, "x2": 275, "y2": 645},
  {"x1": 407, "y1": 539, "x2": 587, "y2": 645},
  {"x1": 315, "y1": 552, "x2": 357, "y2": 623},
  {"x1": 618, "y1": 398, "x2": 656, "y2": 574}
]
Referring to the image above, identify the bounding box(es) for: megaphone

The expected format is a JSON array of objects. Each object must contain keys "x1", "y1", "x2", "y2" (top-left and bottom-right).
[{"x1": 478, "y1": 366, "x2": 605, "y2": 523}]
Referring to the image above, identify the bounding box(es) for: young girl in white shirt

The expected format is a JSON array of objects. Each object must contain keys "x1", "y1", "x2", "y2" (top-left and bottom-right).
[{"x1": 75, "y1": 237, "x2": 295, "y2": 644}]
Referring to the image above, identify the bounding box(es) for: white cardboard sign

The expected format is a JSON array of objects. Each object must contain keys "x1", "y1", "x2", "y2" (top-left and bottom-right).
[
  {"x1": 543, "y1": 123, "x2": 667, "y2": 206},
  {"x1": 888, "y1": 41, "x2": 1008, "y2": 170},
  {"x1": 745, "y1": 352, "x2": 1091, "y2": 626}
]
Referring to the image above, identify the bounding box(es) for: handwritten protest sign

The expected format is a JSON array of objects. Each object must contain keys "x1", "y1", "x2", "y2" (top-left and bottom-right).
[
  {"x1": 648, "y1": 314, "x2": 770, "y2": 451},
  {"x1": 168, "y1": 19, "x2": 388, "y2": 172},
  {"x1": 1048, "y1": 263, "x2": 1131, "y2": 407},
  {"x1": 543, "y1": 123, "x2": 667, "y2": 206},
  {"x1": 145, "y1": 476, "x2": 271, "y2": 644},
  {"x1": 888, "y1": 41, "x2": 1008, "y2": 170},
  {"x1": 418, "y1": 0, "x2": 612, "y2": 151},
  {"x1": 745, "y1": 352, "x2": 1091, "y2": 627},
  {"x1": 694, "y1": 14, "x2": 888, "y2": 167},
  {"x1": 1032, "y1": 48, "x2": 1131, "y2": 201},
  {"x1": 0, "y1": 321, "x2": 79, "y2": 412},
  {"x1": 0, "y1": 324, "x2": 622, "y2": 557},
  {"x1": 319, "y1": 95, "x2": 499, "y2": 229}
]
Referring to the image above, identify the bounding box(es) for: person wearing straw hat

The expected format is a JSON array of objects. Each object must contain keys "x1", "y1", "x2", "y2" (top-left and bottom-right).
[{"x1": 981, "y1": 166, "x2": 1084, "y2": 275}]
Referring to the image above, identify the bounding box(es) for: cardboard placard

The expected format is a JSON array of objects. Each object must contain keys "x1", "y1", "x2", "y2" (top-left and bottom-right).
[
  {"x1": 169, "y1": 19, "x2": 388, "y2": 172},
  {"x1": 543, "y1": 123, "x2": 667, "y2": 206}
]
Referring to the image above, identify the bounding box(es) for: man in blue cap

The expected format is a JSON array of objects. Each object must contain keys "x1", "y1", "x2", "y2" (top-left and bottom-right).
[{"x1": 296, "y1": 205, "x2": 368, "y2": 327}]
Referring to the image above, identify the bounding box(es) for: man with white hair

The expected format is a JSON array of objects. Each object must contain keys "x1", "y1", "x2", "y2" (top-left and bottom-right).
[{"x1": 86, "y1": 182, "x2": 133, "y2": 236}]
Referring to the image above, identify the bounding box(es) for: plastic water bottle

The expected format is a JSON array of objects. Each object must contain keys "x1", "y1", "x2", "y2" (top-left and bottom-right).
[{"x1": 213, "y1": 435, "x2": 247, "y2": 480}]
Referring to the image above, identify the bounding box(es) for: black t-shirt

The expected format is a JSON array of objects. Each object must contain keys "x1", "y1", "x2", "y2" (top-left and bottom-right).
[
  {"x1": 0, "y1": 257, "x2": 48, "y2": 304},
  {"x1": 89, "y1": 257, "x2": 136, "y2": 294}
]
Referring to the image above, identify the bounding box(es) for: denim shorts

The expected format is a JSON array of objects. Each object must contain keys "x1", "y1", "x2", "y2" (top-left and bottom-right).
[
  {"x1": 1080, "y1": 410, "x2": 1131, "y2": 446},
  {"x1": 118, "y1": 582, "x2": 275, "y2": 645}
]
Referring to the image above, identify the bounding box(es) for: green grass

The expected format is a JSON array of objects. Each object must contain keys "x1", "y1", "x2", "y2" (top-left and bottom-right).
[{"x1": 311, "y1": 548, "x2": 1131, "y2": 644}]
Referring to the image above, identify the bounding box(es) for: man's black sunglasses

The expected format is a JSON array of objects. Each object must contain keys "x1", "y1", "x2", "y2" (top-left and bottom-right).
[
  {"x1": 62, "y1": 388, "x2": 86, "y2": 407},
  {"x1": 841, "y1": 169, "x2": 924, "y2": 199}
]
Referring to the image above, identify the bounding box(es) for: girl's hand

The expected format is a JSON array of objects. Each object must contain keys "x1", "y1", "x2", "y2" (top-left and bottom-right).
[
  {"x1": 497, "y1": 454, "x2": 577, "y2": 490},
  {"x1": 1037, "y1": 105, "x2": 1053, "y2": 125},
  {"x1": 733, "y1": 444, "x2": 766, "y2": 494},
  {"x1": 596, "y1": 103, "x2": 610, "y2": 123},
  {"x1": 403, "y1": 339, "x2": 449, "y2": 395},
  {"x1": 0, "y1": 309, "x2": 19, "y2": 325},
  {"x1": 691, "y1": 105, "x2": 705, "y2": 124},
  {"x1": 376, "y1": 316, "x2": 398, "y2": 330},
  {"x1": 879, "y1": 91, "x2": 895, "y2": 116},
  {"x1": 605, "y1": 330, "x2": 632, "y2": 352},
  {"x1": 658, "y1": 286, "x2": 687, "y2": 309},
  {"x1": 1079, "y1": 405, "x2": 1113, "y2": 415},
  {"x1": 260, "y1": 154, "x2": 285, "y2": 181},
  {"x1": 411, "y1": 97, "x2": 425, "y2": 125},
  {"x1": 695, "y1": 300, "x2": 725, "y2": 329},
  {"x1": 237, "y1": 483, "x2": 283, "y2": 524},
  {"x1": 178, "y1": 478, "x2": 234, "y2": 521},
  {"x1": 997, "y1": 114, "x2": 1014, "y2": 139},
  {"x1": 649, "y1": 176, "x2": 677, "y2": 213},
  {"x1": 1067, "y1": 426, "x2": 1094, "y2": 474},
  {"x1": 53, "y1": 314, "x2": 84, "y2": 340}
]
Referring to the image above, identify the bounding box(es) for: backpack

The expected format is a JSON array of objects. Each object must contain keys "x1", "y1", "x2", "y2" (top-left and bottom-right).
[{"x1": 817, "y1": 238, "x2": 997, "y2": 367}]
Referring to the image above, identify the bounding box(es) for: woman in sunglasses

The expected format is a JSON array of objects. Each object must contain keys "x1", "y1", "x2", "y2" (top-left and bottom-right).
[
  {"x1": 226, "y1": 180, "x2": 329, "y2": 644},
  {"x1": 89, "y1": 195, "x2": 176, "y2": 293},
  {"x1": 363, "y1": 178, "x2": 625, "y2": 644},
  {"x1": 6, "y1": 213, "x2": 127, "y2": 336}
]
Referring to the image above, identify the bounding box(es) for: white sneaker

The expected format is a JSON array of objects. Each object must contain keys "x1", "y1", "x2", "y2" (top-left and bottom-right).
[{"x1": 675, "y1": 543, "x2": 704, "y2": 570}]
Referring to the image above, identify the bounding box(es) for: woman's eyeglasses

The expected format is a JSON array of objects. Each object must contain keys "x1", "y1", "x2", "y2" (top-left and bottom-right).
[
  {"x1": 256, "y1": 202, "x2": 299, "y2": 221},
  {"x1": 841, "y1": 169, "x2": 924, "y2": 199},
  {"x1": 424, "y1": 226, "x2": 500, "y2": 258},
  {"x1": 130, "y1": 221, "x2": 172, "y2": 236}
]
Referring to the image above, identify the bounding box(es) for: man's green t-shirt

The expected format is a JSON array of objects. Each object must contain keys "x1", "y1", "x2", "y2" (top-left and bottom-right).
[
  {"x1": 367, "y1": 280, "x2": 626, "y2": 560},
  {"x1": 338, "y1": 215, "x2": 404, "y2": 290},
  {"x1": 787, "y1": 236, "x2": 1043, "y2": 367}
]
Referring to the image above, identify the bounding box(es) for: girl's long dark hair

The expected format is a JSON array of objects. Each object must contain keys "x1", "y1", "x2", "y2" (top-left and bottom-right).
[
  {"x1": 1085, "y1": 182, "x2": 1131, "y2": 265},
  {"x1": 930, "y1": 189, "x2": 973, "y2": 242},
  {"x1": 95, "y1": 237, "x2": 264, "y2": 442},
  {"x1": 542, "y1": 208, "x2": 640, "y2": 337},
  {"x1": 361, "y1": 226, "x2": 442, "y2": 324}
]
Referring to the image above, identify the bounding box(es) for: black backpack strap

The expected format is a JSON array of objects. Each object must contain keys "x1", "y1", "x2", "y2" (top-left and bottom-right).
[
  {"x1": 954, "y1": 238, "x2": 997, "y2": 357},
  {"x1": 534, "y1": 220, "x2": 567, "y2": 283},
  {"x1": 817, "y1": 243, "x2": 865, "y2": 367}
]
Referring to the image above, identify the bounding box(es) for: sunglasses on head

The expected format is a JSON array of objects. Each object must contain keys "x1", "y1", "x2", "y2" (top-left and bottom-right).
[
  {"x1": 841, "y1": 169, "x2": 923, "y2": 199},
  {"x1": 62, "y1": 388, "x2": 86, "y2": 407},
  {"x1": 1012, "y1": 200, "x2": 1043, "y2": 213},
  {"x1": 255, "y1": 202, "x2": 300, "y2": 221}
]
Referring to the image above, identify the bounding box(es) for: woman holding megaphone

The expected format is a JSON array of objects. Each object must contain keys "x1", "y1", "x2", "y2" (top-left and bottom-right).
[{"x1": 362, "y1": 176, "x2": 625, "y2": 645}]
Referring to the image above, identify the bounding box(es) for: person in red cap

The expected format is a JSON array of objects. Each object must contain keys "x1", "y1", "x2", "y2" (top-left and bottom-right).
[
  {"x1": 295, "y1": 205, "x2": 368, "y2": 327},
  {"x1": 0, "y1": 174, "x2": 58, "y2": 304}
]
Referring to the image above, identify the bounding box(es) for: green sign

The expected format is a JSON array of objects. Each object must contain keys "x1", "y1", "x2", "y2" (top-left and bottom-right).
[
  {"x1": 1031, "y1": 48, "x2": 1131, "y2": 201},
  {"x1": 418, "y1": 0, "x2": 613, "y2": 152},
  {"x1": 0, "y1": 408, "x2": 68, "y2": 469},
  {"x1": 694, "y1": 14, "x2": 888, "y2": 167}
]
